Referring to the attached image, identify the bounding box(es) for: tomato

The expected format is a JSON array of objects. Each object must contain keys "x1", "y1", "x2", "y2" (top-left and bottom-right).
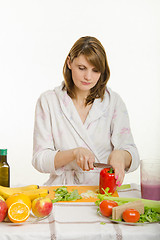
[
  {"x1": 122, "y1": 209, "x2": 140, "y2": 223},
  {"x1": 99, "y1": 200, "x2": 118, "y2": 217}
]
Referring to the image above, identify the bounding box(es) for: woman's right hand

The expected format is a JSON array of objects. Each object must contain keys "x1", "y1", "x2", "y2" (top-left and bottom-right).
[{"x1": 73, "y1": 147, "x2": 95, "y2": 171}]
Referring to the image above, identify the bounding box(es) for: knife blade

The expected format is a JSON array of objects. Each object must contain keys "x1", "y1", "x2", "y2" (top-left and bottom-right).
[{"x1": 93, "y1": 162, "x2": 112, "y2": 169}]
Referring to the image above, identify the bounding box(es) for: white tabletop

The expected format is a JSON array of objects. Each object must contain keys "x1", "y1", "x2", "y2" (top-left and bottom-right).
[{"x1": 0, "y1": 186, "x2": 160, "y2": 240}]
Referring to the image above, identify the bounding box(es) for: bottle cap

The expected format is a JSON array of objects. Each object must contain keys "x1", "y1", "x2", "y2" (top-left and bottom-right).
[{"x1": 0, "y1": 149, "x2": 7, "y2": 155}]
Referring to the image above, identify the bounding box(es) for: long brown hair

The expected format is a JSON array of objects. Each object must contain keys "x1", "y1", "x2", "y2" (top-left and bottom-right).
[{"x1": 63, "y1": 36, "x2": 110, "y2": 105}]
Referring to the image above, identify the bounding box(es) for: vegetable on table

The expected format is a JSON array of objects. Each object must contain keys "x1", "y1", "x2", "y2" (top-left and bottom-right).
[
  {"x1": 100, "y1": 200, "x2": 118, "y2": 217},
  {"x1": 97, "y1": 196, "x2": 160, "y2": 213},
  {"x1": 95, "y1": 188, "x2": 160, "y2": 213},
  {"x1": 99, "y1": 168, "x2": 117, "y2": 194},
  {"x1": 122, "y1": 209, "x2": 140, "y2": 223},
  {"x1": 112, "y1": 200, "x2": 144, "y2": 220},
  {"x1": 139, "y1": 207, "x2": 160, "y2": 223},
  {"x1": 96, "y1": 188, "x2": 160, "y2": 223},
  {"x1": 52, "y1": 186, "x2": 82, "y2": 203}
]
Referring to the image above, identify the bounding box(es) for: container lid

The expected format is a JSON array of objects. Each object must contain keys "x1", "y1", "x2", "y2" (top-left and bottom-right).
[{"x1": 0, "y1": 149, "x2": 7, "y2": 155}]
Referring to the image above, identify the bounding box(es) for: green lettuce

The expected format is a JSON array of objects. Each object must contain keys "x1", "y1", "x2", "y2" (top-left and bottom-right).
[{"x1": 52, "y1": 186, "x2": 82, "y2": 203}]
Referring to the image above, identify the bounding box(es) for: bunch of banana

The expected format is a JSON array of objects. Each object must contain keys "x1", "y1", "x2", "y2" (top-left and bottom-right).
[
  {"x1": 19, "y1": 188, "x2": 49, "y2": 201},
  {"x1": 0, "y1": 185, "x2": 49, "y2": 201}
]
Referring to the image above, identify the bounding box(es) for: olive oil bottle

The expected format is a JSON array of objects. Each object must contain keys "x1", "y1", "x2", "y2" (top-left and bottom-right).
[{"x1": 0, "y1": 149, "x2": 10, "y2": 187}]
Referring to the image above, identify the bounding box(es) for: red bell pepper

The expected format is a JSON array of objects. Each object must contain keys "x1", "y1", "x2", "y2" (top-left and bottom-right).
[{"x1": 99, "y1": 168, "x2": 117, "y2": 194}]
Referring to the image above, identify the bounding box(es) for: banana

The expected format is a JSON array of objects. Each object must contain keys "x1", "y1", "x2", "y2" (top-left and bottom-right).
[
  {"x1": 20, "y1": 189, "x2": 49, "y2": 201},
  {"x1": 0, "y1": 188, "x2": 14, "y2": 199},
  {"x1": 0, "y1": 195, "x2": 5, "y2": 201},
  {"x1": 17, "y1": 184, "x2": 39, "y2": 191},
  {"x1": 0, "y1": 185, "x2": 39, "y2": 200}
]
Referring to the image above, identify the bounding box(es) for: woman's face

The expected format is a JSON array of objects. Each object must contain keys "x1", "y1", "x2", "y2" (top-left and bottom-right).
[{"x1": 67, "y1": 54, "x2": 101, "y2": 95}]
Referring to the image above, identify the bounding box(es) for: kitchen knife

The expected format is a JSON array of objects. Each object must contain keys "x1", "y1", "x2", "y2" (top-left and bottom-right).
[{"x1": 93, "y1": 162, "x2": 112, "y2": 168}]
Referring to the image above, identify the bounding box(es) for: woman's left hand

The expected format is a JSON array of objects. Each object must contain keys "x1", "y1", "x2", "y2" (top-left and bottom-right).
[{"x1": 108, "y1": 150, "x2": 132, "y2": 187}]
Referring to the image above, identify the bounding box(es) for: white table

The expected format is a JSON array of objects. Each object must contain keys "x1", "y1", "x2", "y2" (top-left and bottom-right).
[{"x1": 0, "y1": 187, "x2": 160, "y2": 240}]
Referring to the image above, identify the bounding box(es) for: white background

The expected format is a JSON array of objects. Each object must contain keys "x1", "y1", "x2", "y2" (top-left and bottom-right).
[{"x1": 0, "y1": 0, "x2": 160, "y2": 187}]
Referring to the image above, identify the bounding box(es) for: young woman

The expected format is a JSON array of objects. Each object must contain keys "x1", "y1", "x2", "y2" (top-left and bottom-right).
[{"x1": 32, "y1": 36, "x2": 140, "y2": 186}]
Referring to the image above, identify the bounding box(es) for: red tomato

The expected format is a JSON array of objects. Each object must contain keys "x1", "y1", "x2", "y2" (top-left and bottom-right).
[
  {"x1": 99, "y1": 200, "x2": 118, "y2": 217},
  {"x1": 122, "y1": 209, "x2": 140, "y2": 223}
]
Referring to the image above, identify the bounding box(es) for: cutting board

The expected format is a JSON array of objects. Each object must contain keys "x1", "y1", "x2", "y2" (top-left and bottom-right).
[{"x1": 41, "y1": 185, "x2": 119, "y2": 203}]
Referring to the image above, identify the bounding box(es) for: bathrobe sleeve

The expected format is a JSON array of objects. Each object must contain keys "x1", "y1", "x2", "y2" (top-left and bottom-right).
[
  {"x1": 32, "y1": 93, "x2": 63, "y2": 175},
  {"x1": 110, "y1": 94, "x2": 140, "y2": 173}
]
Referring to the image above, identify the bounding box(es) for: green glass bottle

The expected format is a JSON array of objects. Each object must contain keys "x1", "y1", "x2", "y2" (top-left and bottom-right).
[{"x1": 0, "y1": 149, "x2": 10, "y2": 187}]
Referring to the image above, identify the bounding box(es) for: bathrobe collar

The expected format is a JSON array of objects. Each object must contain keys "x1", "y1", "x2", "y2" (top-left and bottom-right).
[{"x1": 54, "y1": 82, "x2": 110, "y2": 162}]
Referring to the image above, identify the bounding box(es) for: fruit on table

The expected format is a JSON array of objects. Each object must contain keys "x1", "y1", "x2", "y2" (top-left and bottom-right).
[
  {"x1": 6, "y1": 193, "x2": 31, "y2": 209},
  {"x1": 99, "y1": 200, "x2": 118, "y2": 217},
  {"x1": 20, "y1": 189, "x2": 49, "y2": 201},
  {"x1": 0, "y1": 195, "x2": 5, "y2": 201},
  {"x1": 122, "y1": 208, "x2": 140, "y2": 223},
  {"x1": 0, "y1": 186, "x2": 48, "y2": 201},
  {"x1": 32, "y1": 197, "x2": 53, "y2": 218},
  {"x1": 8, "y1": 202, "x2": 30, "y2": 223},
  {"x1": 0, "y1": 199, "x2": 8, "y2": 222},
  {"x1": 99, "y1": 168, "x2": 117, "y2": 194},
  {"x1": 0, "y1": 184, "x2": 39, "y2": 199}
]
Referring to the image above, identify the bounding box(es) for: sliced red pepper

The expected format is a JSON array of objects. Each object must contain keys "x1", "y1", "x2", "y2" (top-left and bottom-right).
[{"x1": 99, "y1": 168, "x2": 117, "y2": 194}]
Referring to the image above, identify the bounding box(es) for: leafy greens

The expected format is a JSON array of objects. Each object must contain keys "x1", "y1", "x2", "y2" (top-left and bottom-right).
[
  {"x1": 139, "y1": 207, "x2": 160, "y2": 223},
  {"x1": 95, "y1": 187, "x2": 160, "y2": 223},
  {"x1": 52, "y1": 186, "x2": 82, "y2": 203}
]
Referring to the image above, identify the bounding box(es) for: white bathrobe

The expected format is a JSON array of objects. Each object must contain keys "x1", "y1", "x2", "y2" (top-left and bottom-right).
[{"x1": 32, "y1": 83, "x2": 140, "y2": 185}]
